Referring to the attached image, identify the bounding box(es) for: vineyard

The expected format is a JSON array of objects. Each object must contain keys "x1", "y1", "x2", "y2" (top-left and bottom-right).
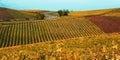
[
  {"x1": 86, "y1": 16, "x2": 120, "y2": 33},
  {"x1": 0, "y1": 17, "x2": 104, "y2": 48},
  {"x1": 0, "y1": 7, "x2": 120, "y2": 59},
  {"x1": 0, "y1": 34, "x2": 120, "y2": 60},
  {"x1": 99, "y1": 16, "x2": 120, "y2": 24}
]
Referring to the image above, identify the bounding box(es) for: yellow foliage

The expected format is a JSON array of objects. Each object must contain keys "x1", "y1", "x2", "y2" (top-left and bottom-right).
[
  {"x1": 102, "y1": 45, "x2": 107, "y2": 52},
  {"x1": 49, "y1": 56, "x2": 56, "y2": 60},
  {"x1": 112, "y1": 44, "x2": 118, "y2": 49}
]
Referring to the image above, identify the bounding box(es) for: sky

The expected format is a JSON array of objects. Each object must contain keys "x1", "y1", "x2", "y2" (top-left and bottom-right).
[{"x1": 0, "y1": 0, "x2": 120, "y2": 11}]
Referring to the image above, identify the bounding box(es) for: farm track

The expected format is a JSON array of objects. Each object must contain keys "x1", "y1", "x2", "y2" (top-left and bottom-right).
[
  {"x1": 0, "y1": 17, "x2": 104, "y2": 48},
  {"x1": 86, "y1": 16, "x2": 120, "y2": 33}
]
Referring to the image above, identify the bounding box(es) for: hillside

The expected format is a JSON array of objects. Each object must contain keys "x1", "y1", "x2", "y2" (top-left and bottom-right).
[
  {"x1": 103, "y1": 8, "x2": 120, "y2": 17},
  {"x1": 70, "y1": 8, "x2": 120, "y2": 17},
  {"x1": 0, "y1": 17, "x2": 104, "y2": 48},
  {"x1": 81, "y1": 8, "x2": 120, "y2": 33},
  {"x1": 0, "y1": 7, "x2": 36, "y2": 21},
  {"x1": 0, "y1": 8, "x2": 120, "y2": 48},
  {"x1": 0, "y1": 33, "x2": 120, "y2": 59},
  {"x1": 0, "y1": 8, "x2": 120, "y2": 59},
  {"x1": 69, "y1": 8, "x2": 120, "y2": 33}
]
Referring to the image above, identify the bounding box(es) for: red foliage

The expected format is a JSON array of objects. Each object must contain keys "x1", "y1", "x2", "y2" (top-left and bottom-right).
[{"x1": 86, "y1": 16, "x2": 120, "y2": 33}]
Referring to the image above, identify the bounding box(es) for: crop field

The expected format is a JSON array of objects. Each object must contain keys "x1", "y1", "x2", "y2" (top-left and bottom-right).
[
  {"x1": 0, "y1": 17, "x2": 104, "y2": 48},
  {"x1": 86, "y1": 16, "x2": 120, "y2": 33},
  {"x1": 100, "y1": 16, "x2": 120, "y2": 24}
]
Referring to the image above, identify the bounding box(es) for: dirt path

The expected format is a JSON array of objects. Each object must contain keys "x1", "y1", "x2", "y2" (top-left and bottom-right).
[{"x1": 42, "y1": 11, "x2": 59, "y2": 19}]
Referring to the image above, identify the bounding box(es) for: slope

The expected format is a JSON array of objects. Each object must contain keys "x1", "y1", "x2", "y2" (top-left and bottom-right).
[
  {"x1": 0, "y1": 17, "x2": 104, "y2": 48},
  {"x1": 70, "y1": 8, "x2": 120, "y2": 17},
  {"x1": 0, "y1": 7, "x2": 36, "y2": 21},
  {"x1": 0, "y1": 33, "x2": 120, "y2": 59}
]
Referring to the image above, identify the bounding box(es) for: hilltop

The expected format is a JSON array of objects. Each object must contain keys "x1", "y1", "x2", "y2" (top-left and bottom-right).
[{"x1": 21, "y1": 10, "x2": 49, "y2": 13}]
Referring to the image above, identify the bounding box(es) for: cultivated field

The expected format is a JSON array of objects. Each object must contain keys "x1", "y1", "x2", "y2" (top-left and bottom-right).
[
  {"x1": 0, "y1": 17, "x2": 104, "y2": 48},
  {"x1": 0, "y1": 8, "x2": 120, "y2": 59},
  {"x1": 0, "y1": 34, "x2": 120, "y2": 60},
  {"x1": 86, "y1": 16, "x2": 120, "y2": 33}
]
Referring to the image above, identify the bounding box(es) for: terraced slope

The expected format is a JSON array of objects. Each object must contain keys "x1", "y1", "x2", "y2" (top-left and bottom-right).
[{"x1": 0, "y1": 17, "x2": 104, "y2": 48}]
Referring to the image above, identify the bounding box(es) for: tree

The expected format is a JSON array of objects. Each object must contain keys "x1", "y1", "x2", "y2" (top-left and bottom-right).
[
  {"x1": 64, "y1": 10, "x2": 69, "y2": 16},
  {"x1": 58, "y1": 10, "x2": 69, "y2": 17},
  {"x1": 58, "y1": 10, "x2": 63, "y2": 17}
]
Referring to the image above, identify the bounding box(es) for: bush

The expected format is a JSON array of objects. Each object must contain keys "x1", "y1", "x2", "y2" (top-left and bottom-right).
[{"x1": 36, "y1": 13, "x2": 45, "y2": 20}]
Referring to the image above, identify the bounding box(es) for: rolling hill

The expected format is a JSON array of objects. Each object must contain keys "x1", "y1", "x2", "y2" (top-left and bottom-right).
[
  {"x1": 0, "y1": 8, "x2": 120, "y2": 48},
  {"x1": 21, "y1": 10, "x2": 49, "y2": 13},
  {"x1": 0, "y1": 17, "x2": 104, "y2": 48},
  {"x1": 0, "y1": 8, "x2": 120, "y2": 59},
  {"x1": 82, "y1": 8, "x2": 120, "y2": 33},
  {"x1": 0, "y1": 7, "x2": 36, "y2": 21},
  {"x1": 70, "y1": 8, "x2": 120, "y2": 17}
]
